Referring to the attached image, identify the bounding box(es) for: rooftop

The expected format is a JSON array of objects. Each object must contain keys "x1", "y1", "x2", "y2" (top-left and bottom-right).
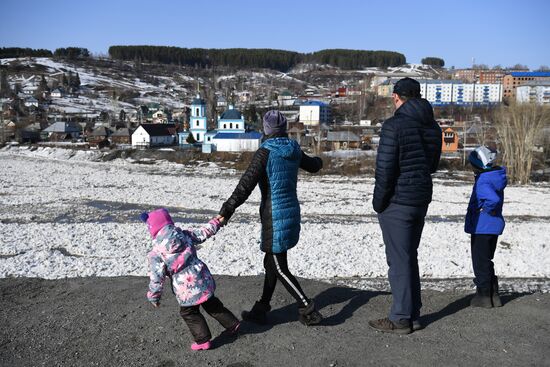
[
  {"x1": 137, "y1": 123, "x2": 176, "y2": 136},
  {"x1": 213, "y1": 132, "x2": 262, "y2": 140},
  {"x1": 220, "y1": 106, "x2": 242, "y2": 120},
  {"x1": 326, "y1": 131, "x2": 361, "y2": 142},
  {"x1": 510, "y1": 72, "x2": 550, "y2": 78}
]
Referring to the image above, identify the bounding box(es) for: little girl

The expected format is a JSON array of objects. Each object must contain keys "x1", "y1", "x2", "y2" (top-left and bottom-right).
[
  {"x1": 465, "y1": 146, "x2": 507, "y2": 308},
  {"x1": 141, "y1": 208, "x2": 239, "y2": 350}
]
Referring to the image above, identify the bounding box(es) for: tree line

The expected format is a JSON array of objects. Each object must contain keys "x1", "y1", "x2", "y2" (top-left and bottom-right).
[
  {"x1": 0, "y1": 47, "x2": 53, "y2": 58},
  {"x1": 0, "y1": 47, "x2": 91, "y2": 59},
  {"x1": 421, "y1": 57, "x2": 445, "y2": 67},
  {"x1": 108, "y1": 46, "x2": 406, "y2": 71}
]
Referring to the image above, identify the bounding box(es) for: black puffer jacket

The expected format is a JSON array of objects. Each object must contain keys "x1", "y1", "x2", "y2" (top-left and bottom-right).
[{"x1": 372, "y1": 98, "x2": 442, "y2": 213}]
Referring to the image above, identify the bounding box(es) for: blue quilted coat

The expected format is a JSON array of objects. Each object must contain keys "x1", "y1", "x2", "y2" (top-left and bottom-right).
[
  {"x1": 219, "y1": 135, "x2": 323, "y2": 253},
  {"x1": 465, "y1": 167, "x2": 507, "y2": 235},
  {"x1": 261, "y1": 138, "x2": 302, "y2": 252}
]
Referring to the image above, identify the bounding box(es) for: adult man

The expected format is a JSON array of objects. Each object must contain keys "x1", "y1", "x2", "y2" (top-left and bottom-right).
[{"x1": 369, "y1": 78, "x2": 442, "y2": 334}]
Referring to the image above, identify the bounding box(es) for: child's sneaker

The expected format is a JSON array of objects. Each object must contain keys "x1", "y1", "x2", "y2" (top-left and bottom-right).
[{"x1": 191, "y1": 340, "x2": 211, "y2": 351}]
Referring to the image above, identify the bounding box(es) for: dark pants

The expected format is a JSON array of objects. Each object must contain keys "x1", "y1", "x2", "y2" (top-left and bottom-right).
[
  {"x1": 378, "y1": 203, "x2": 428, "y2": 322},
  {"x1": 471, "y1": 234, "x2": 498, "y2": 289},
  {"x1": 179, "y1": 296, "x2": 239, "y2": 344},
  {"x1": 259, "y1": 252, "x2": 310, "y2": 308}
]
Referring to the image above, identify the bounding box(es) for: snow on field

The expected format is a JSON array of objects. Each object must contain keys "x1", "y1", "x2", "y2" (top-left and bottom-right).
[{"x1": 0, "y1": 147, "x2": 549, "y2": 291}]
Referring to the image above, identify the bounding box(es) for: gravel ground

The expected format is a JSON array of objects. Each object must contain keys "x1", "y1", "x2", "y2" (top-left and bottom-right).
[{"x1": 1, "y1": 276, "x2": 548, "y2": 367}]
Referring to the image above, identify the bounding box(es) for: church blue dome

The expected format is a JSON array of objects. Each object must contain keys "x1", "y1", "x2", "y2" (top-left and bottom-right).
[
  {"x1": 220, "y1": 108, "x2": 242, "y2": 120},
  {"x1": 192, "y1": 97, "x2": 206, "y2": 105}
]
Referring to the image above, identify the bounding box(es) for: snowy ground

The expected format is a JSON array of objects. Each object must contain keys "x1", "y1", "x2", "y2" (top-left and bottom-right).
[{"x1": 1, "y1": 146, "x2": 549, "y2": 291}]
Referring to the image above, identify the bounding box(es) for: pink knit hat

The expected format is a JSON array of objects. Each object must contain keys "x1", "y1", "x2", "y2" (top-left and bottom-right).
[{"x1": 140, "y1": 208, "x2": 174, "y2": 238}]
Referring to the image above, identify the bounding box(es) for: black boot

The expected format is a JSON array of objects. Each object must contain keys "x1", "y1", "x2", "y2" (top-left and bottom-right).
[
  {"x1": 470, "y1": 287, "x2": 493, "y2": 308},
  {"x1": 298, "y1": 301, "x2": 323, "y2": 326},
  {"x1": 241, "y1": 301, "x2": 271, "y2": 325},
  {"x1": 491, "y1": 276, "x2": 502, "y2": 307}
]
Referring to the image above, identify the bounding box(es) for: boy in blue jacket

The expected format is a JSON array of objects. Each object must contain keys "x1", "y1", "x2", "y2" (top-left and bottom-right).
[{"x1": 465, "y1": 146, "x2": 507, "y2": 308}]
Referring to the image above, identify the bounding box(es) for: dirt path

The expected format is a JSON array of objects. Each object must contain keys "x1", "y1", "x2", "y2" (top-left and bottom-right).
[{"x1": 1, "y1": 276, "x2": 548, "y2": 367}]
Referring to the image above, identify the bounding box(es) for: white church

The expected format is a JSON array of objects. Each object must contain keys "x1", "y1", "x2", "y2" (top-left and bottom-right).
[{"x1": 179, "y1": 94, "x2": 261, "y2": 152}]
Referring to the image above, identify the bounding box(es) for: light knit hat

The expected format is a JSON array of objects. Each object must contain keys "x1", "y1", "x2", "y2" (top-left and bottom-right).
[{"x1": 469, "y1": 146, "x2": 497, "y2": 170}]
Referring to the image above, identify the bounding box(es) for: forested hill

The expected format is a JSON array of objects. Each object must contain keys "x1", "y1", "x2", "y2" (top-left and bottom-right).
[{"x1": 108, "y1": 46, "x2": 406, "y2": 71}]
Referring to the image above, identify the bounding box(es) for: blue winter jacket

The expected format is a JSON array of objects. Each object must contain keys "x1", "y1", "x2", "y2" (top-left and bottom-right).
[
  {"x1": 220, "y1": 135, "x2": 323, "y2": 253},
  {"x1": 465, "y1": 167, "x2": 507, "y2": 235}
]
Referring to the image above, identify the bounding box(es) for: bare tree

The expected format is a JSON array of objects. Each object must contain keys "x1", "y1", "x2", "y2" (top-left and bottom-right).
[{"x1": 494, "y1": 103, "x2": 550, "y2": 184}]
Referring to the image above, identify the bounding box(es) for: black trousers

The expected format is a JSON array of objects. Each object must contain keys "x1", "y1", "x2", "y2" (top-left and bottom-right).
[
  {"x1": 179, "y1": 296, "x2": 239, "y2": 344},
  {"x1": 471, "y1": 234, "x2": 498, "y2": 289},
  {"x1": 259, "y1": 252, "x2": 310, "y2": 308},
  {"x1": 378, "y1": 203, "x2": 428, "y2": 322}
]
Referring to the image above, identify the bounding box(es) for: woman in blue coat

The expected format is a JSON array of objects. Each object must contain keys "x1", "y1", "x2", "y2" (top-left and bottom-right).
[
  {"x1": 219, "y1": 110, "x2": 323, "y2": 326},
  {"x1": 465, "y1": 146, "x2": 507, "y2": 308}
]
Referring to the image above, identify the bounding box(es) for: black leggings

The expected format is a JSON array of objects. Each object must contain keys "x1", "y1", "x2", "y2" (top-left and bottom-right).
[{"x1": 259, "y1": 252, "x2": 310, "y2": 308}]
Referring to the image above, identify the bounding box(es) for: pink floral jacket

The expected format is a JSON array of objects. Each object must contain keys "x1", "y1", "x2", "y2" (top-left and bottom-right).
[{"x1": 146, "y1": 219, "x2": 220, "y2": 306}]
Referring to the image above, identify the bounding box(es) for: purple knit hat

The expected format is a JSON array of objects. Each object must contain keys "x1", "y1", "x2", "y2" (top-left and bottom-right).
[
  {"x1": 263, "y1": 110, "x2": 287, "y2": 135},
  {"x1": 140, "y1": 208, "x2": 174, "y2": 238}
]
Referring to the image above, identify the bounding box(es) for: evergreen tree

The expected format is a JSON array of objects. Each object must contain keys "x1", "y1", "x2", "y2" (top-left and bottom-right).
[
  {"x1": 0, "y1": 70, "x2": 11, "y2": 98},
  {"x1": 39, "y1": 75, "x2": 49, "y2": 92},
  {"x1": 186, "y1": 133, "x2": 196, "y2": 144},
  {"x1": 421, "y1": 57, "x2": 445, "y2": 67}
]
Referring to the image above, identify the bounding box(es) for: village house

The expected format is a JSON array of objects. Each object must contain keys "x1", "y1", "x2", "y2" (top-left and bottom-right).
[
  {"x1": 24, "y1": 96, "x2": 39, "y2": 108},
  {"x1": 132, "y1": 123, "x2": 176, "y2": 148},
  {"x1": 277, "y1": 90, "x2": 295, "y2": 107},
  {"x1": 216, "y1": 95, "x2": 228, "y2": 108},
  {"x1": 441, "y1": 127, "x2": 459, "y2": 153},
  {"x1": 42, "y1": 121, "x2": 81, "y2": 141},
  {"x1": 88, "y1": 126, "x2": 112, "y2": 148},
  {"x1": 325, "y1": 131, "x2": 361, "y2": 150},
  {"x1": 110, "y1": 128, "x2": 133, "y2": 145},
  {"x1": 151, "y1": 110, "x2": 168, "y2": 124},
  {"x1": 50, "y1": 88, "x2": 65, "y2": 98}
]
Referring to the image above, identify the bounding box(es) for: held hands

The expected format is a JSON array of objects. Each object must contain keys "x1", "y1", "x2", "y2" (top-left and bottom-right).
[{"x1": 215, "y1": 215, "x2": 227, "y2": 227}]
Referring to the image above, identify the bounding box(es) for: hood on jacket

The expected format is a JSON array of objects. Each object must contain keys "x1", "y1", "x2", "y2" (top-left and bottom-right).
[
  {"x1": 395, "y1": 98, "x2": 435, "y2": 126},
  {"x1": 141, "y1": 208, "x2": 174, "y2": 238},
  {"x1": 478, "y1": 166, "x2": 507, "y2": 191},
  {"x1": 262, "y1": 137, "x2": 301, "y2": 161}
]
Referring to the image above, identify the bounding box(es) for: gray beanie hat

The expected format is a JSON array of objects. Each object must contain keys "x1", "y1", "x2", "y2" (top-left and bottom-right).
[{"x1": 263, "y1": 110, "x2": 287, "y2": 135}]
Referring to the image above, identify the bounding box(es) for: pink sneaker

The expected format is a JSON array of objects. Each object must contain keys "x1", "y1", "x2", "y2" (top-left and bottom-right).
[{"x1": 190, "y1": 340, "x2": 211, "y2": 351}]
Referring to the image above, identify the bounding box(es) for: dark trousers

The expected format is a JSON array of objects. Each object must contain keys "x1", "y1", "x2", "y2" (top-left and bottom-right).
[
  {"x1": 179, "y1": 296, "x2": 239, "y2": 344},
  {"x1": 259, "y1": 252, "x2": 310, "y2": 308},
  {"x1": 378, "y1": 203, "x2": 428, "y2": 322},
  {"x1": 471, "y1": 234, "x2": 498, "y2": 289}
]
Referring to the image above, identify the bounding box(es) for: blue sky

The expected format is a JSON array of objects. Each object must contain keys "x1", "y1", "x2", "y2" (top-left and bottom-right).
[{"x1": 1, "y1": 0, "x2": 548, "y2": 69}]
